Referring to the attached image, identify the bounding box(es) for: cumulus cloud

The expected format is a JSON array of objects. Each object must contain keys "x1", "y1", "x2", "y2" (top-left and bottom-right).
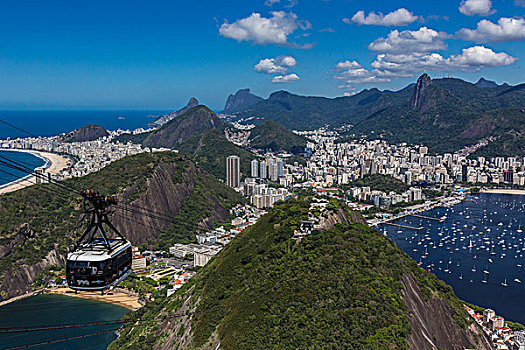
[
  {"x1": 447, "y1": 45, "x2": 517, "y2": 68},
  {"x1": 335, "y1": 60, "x2": 361, "y2": 71},
  {"x1": 219, "y1": 11, "x2": 311, "y2": 47},
  {"x1": 334, "y1": 46, "x2": 516, "y2": 88},
  {"x1": 348, "y1": 8, "x2": 419, "y2": 26},
  {"x1": 272, "y1": 73, "x2": 300, "y2": 83},
  {"x1": 368, "y1": 27, "x2": 450, "y2": 54},
  {"x1": 459, "y1": 0, "x2": 495, "y2": 16},
  {"x1": 254, "y1": 56, "x2": 297, "y2": 74},
  {"x1": 457, "y1": 17, "x2": 525, "y2": 42}
]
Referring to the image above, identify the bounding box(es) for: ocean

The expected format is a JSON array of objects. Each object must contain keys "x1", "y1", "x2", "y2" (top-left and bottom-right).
[
  {"x1": 382, "y1": 193, "x2": 525, "y2": 325},
  {"x1": 0, "y1": 294, "x2": 128, "y2": 349},
  {"x1": 0, "y1": 150, "x2": 46, "y2": 187},
  {"x1": 0, "y1": 110, "x2": 170, "y2": 140}
]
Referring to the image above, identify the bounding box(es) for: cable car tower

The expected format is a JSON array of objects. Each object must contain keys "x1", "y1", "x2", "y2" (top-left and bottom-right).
[{"x1": 66, "y1": 190, "x2": 132, "y2": 292}]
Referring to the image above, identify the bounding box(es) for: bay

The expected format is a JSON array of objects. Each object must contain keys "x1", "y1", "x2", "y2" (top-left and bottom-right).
[
  {"x1": 0, "y1": 150, "x2": 46, "y2": 187},
  {"x1": 383, "y1": 193, "x2": 525, "y2": 325},
  {"x1": 0, "y1": 294, "x2": 128, "y2": 349}
]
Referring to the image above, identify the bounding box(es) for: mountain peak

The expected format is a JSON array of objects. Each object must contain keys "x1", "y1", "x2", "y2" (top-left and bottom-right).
[
  {"x1": 475, "y1": 77, "x2": 499, "y2": 88},
  {"x1": 411, "y1": 73, "x2": 432, "y2": 109},
  {"x1": 223, "y1": 88, "x2": 263, "y2": 114},
  {"x1": 61, "y1": 124, "x2": 109, "y2": 143},
  {"x1": 151, "y1": 97, "x2": 200, "y2": 127}
]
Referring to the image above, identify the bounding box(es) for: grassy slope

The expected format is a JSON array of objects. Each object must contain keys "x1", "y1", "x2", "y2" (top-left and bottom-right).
[{"x1": 111, "y1": 198, "x2": 471, "y2": 350}]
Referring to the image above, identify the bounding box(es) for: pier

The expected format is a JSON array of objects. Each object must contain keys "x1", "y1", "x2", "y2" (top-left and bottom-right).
[
  {"x1": 408, "y1": 214, "x2": 444, "y2": 222},
  {"x1": 382, "y1": 222, "x2": 423, "y2": 230}
]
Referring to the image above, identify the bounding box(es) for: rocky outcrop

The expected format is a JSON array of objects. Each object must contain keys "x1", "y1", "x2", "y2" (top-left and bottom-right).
[
  {"x1": 151, "y1": 97, "x2": 199, "y2": 127},
  {"x1": 223, "y1": 89, "x2": 263, "y2": 114},
  {"x1": 401, "y1": 273, "x2": 492, "y2": 350},
  {"x1": 61, "y1": 125, "x2": 109, "y2": 143},
  {"x1": 0, "y1": 249, "x2": 65, "y2": 299},
  {"x1": 475, "y1": 77, "x2": 500, "y2": 88},
  {"x1": 410, "y1": 73, "x2": 432, "y2": 109}
]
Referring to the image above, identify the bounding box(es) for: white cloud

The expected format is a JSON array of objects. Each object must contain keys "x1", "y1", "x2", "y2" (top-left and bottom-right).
[
  {"x1": 459, "y1": 0, "x2": 495, "y2": 16},
  {"x1": 219, "y1": 11, "x2": 311, "y2": 47},
  {"x1": 272, "y1": 73, "x2": 300, "y2": 83},
  {"x1": 368, "y1": 27, "x2": 450, "y2": 54},
  {"x1": 265, "y1": 0, "x2": 298, "y2": 8},
  {"x1": 335, "y1": 60, "x2": 361, "y2": 71},
  {"x1": 457, "y1": 17, "x2": 525, "y2": 42},
  {"x1": 254, "y1": 56, "x2": 297, "y2": 74},
  {"x1": 334, "y1": 46, "x2": 517, "y2": 88},
  {"x1": 516, "y1": 0, "x2": 525, "y2": 7},
  {"x1": 446, "y1": 45, "x2": 517, "y2": 68},
  {"x1": 349, "y1": 8, "x2": 419, "y2": 26}
]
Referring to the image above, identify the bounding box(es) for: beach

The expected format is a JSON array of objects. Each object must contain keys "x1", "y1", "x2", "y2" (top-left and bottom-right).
[
  {"x1": 47, "y1": 286, "x2": 143, "y2": 310},
  {"x1": 480, "y1": 189, "x2": 525, "y2": 195},
  {"x1": 0, "y1": 149, "x2": 69, "y2": 195}
]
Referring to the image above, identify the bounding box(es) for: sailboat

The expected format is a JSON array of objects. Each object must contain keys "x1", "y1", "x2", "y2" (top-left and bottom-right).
[
  {"x1": 502, "y1": 278, "x2": 508, "y2": 287},
  {"x1": 459, "y1": 274, "x2": 463, "y2": 280},
  {"x1": 471, "y1": 265, "x2": 476, "y2": 272},
  {"x1": 514, "y1": 278, "x2": 521, "y2": 284}
]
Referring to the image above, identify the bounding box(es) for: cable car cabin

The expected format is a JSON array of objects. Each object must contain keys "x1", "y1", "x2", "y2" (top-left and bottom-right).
[{"x1": 66, "y1": 239, "x2": 132, "y2": 291}]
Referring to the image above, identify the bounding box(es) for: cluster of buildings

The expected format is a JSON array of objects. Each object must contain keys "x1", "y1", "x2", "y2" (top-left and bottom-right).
[
  {"x1": 1, "y1": 128, "x2": 168, "y2": 179},
  {"x1": 348, "y1": 186, "x2": 424, "y2": 207},
  {"x1": 466, "y1": 306, "x2": 525, "y2": 350},
  {"x1": 167, "y1": 204, "x2": 265, "y2": 268}
]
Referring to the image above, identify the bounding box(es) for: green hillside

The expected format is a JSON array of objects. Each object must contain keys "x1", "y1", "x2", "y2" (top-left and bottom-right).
[
  {"x1": 249, "y1": 120, "x2": 307, "y2": 152},
  {"x1": 0, "y1": 152, "x2": 243, "y2": 299},
  {"x1": 110, "y1": 198, "x2": 487, "y2": 350},
  {"x1": 143, "y1": 105, "x2": 226, "y2": 149},
  {"x1": 178, "y1": 129, "x2": 256, "y2": 180},
  {"x1": 347, "y1": 174, "x2": 410, "y2": 194}
]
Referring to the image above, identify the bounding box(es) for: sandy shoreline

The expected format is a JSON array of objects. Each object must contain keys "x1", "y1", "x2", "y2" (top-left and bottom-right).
[
  {"x1": 480, "y1": 189, "x2": 525, "y2": 195},
  {"x1": 46, "y1": 287, "x2": 143, "y2": 310},
  {"x1": 0, "y1": 149, "x2": 69, "y2": 195}
]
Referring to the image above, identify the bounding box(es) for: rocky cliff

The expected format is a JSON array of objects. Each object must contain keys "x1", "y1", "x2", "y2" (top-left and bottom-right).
[{"x1": 223, "y1": 88, "x2": 263, "y2": 114}]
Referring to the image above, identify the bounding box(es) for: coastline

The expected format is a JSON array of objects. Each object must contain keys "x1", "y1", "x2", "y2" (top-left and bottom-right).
[
  {"x1": 45, "y1": 287, "x2": 143, "y2": 310},
  {"x1": 0, "y1": 149, "x2": 69, "y2": 195},
  {"x1": 480, "y1": 189, "x2": 525, "y2": 195}
]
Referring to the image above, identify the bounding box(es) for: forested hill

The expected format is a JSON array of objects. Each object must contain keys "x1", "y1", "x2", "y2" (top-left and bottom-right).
[
  {"x1": 229, "y1": 75, "x2": 525, "y2": 156},
  {"x1": 109, "y1": 198, "x2": 491, "y2": 350},
  {"x1": 61, "y1": 124, "x2": 109, "y2": 142},
  {"x1": 248, "y1": 120, "x2": 307, "y2": 152},
  {"x1": 0, "y1": 152, "x2": 244, "y2": 300}
]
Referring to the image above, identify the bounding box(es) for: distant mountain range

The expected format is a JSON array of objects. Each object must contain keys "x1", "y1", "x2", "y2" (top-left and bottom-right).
[
  {"x1": 223, "y1": 88, "x2": 263, "y2": 114},
  {"x1": 150, "y1": 97, "x2": 199, "y2": 127},
  {"x1": 222, "y1": 75, "x2": 525, "y2": 156}
]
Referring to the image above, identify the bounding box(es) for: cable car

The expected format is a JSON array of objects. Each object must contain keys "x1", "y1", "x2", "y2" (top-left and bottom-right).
[{"x1": 66, "y1": 190, "x2": 132, "y2": 291}]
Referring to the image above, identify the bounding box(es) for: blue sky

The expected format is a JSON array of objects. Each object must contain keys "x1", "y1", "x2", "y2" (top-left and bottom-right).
[{"x1": 0, "y1": 0, "x2": 523, "y2": 110}]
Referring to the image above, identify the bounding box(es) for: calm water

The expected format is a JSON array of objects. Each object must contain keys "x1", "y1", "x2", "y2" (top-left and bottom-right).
[
  {"x1": 382, "y1": 193, "x2": 525, "y2": 325},
  {"x1": 0, "y1": 110, "x2": 170, "y2": 139},
  {"x1": 0, "y1": 294, "x2": 128, "y2": 349},
  {"x1": 0, "y1": 150, "x2": 46, "y2": 187}
]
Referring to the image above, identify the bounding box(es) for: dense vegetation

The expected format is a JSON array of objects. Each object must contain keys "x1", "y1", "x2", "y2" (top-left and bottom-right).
[
  {"x1": 248, "y1": 120, "x2": 307, "y2": 152},
  {"x1": 113, "y1": 131, "x2": 151, "y2": 145},
  {"x1": 178, "y1": 129, "x2": 256, "y2": 180},
  {"x1": 346, "y1": 174, "x2": 410, "y2": 194},
  {"x1": 111, "y1": 198, "x2": 475, "y2": 350}
]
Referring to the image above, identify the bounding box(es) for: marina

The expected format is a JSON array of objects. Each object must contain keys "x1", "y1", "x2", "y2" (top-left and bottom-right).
[{"x1": 381, "y1": 192, "x2": 525, "y2": 326}]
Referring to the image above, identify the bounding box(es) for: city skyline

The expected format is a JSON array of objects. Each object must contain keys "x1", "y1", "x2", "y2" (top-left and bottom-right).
[{"x1": 0, "y1": 0, "x2": 523, "y2": 110}]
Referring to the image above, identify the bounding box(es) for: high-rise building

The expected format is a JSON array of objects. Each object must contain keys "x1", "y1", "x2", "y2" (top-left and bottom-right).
[
  {"x1": 251, "y1": 159, "x2": 259, "y2": 178},
  {"x1": 268, "y1": 159, "x2": 277, "y2": 182},
  {"x1": 277, "y1": 159, "x2": 284, "y2": 178},
  {"x1": 226, "y1": 155, "x2": 240, "y2": 188},
  {"x1": 259, "y1": 160, "x2": 267, "y2": 179}
]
